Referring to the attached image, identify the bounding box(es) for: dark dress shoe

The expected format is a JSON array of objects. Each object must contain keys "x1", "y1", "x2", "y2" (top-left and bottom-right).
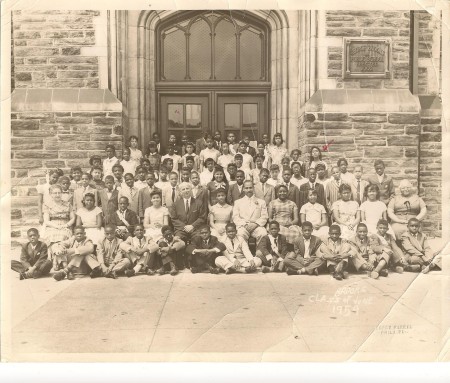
[
  {"x1": 261, "y1": 266, "x2": 271, "y2": 273},
  {"x1": 125, "y1": 269, "x2": 135, "y2": 278},
  {"x1": 19, "y1": 272, "x2": 27, "y2": 280},
  {"x1": 170, "y1": 268, "x2": 178, "y2": 276},
  {"x1": 67, "y1": 271, "x2": 75, "y2": 280},
  {"x1": 209, "y1": 266, "x2": 220, "y2": 274},
  {"x1": 379, "y1": 269, "x2": 389, "y2": 277},
  {"x1": 157, "y1": 267, "x2": 166, "y2": 275},
  {"x1": 225, "y1": 267, "x2": 235, "y2": 274},
  {"x1": 314, "y1": 268, "x2": 319, "y2": 276},
  {"x1": 244, "y1": 267, "x2": 256, "y2": 273},
  {"x1": 147, "y1": 269, "x2": 155, "y2": 276},
  {"x1": 190, "y1": 267, "x2": 199, "y2": 274},
  {"x1": 90, "y1": 267, "x2": 102, "y2": 278},
  {"x1": 342, "y1": 271, "x2": 349, "y2": 279},
  {"x1": 53, "y1": 270, "x2": 66, "y2": 281},
  {"x1": 333, "y1": 273, "x2": 343, "y2": 281},
  {"x1": 286, "y1": 269, "x2": 298, "y2": 276}
]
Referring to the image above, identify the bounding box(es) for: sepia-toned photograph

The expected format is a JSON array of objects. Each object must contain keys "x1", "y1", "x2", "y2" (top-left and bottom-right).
[{"x1": 1, "y1": 0, "x2": 449, "y2": 367}]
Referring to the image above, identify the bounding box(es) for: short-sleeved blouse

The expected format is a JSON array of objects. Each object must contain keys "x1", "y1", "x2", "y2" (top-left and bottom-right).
[
  {"x1": 76, "y1": 206, "x2": 102, "y2": 226},
  {"x1": 144, "y1": 206, "x2": 169, "y2": 227},
  {"x1": 209, "y1": 203, "x2": 233, "y2": 224},
  {"x1": 331, "y1": 200, "x2": 359, "y2": 224},
  {"x1": 359, "y1": 200, "x2": 386, "y2": 227},
  {"x1": 268, "y1": 199, "x2": 297, "y2": 227},
  {"x1": 268, "y1": 145, "x2": 288, "y2": 166}
]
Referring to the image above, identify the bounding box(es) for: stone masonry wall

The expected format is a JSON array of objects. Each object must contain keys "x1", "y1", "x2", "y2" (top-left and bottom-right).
[
  {"x1": 419, "y1": 112, "x2": 442, "y2": 237},
  {"x1": 10, "y1": 111, "x2": 122, "y2": 245},
  {"x1": 301, "y1": 111, "x2": 420, "y2": 184},
  {"x1": 326, "y1": 10, "x2": 410, "y2": 89},
  {"x1": 12, "y1": 10, "x2": 101, "y2": 89},
  {"x1": 417, "y1": 11, "x2": 441, "y2": 96}
]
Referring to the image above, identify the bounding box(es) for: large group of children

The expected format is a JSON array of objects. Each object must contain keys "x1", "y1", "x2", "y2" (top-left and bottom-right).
[{"x1": 12, "y1": 131, "x2": 443, "y2": 282}]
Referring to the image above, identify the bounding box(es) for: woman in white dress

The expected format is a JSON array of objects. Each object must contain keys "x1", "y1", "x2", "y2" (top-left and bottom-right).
[
  {"x1": 143, "y1": 190, "x2": 169, "y2": 242},
  {"x1": 209, "y1": 188, "x2": 233, "y2": 242},
  {"x1": 331, "y1": 184, "x2": 360, "y2": 240},
  {"x1": 267, "y1": 133, "x2": 288, "y2": 167},
  {"x1": 75, "y1": 192, "x2": 104, "y2": 245},
  {"x1": 359, "y1": 184, "x2": 394, "y2": 236}
]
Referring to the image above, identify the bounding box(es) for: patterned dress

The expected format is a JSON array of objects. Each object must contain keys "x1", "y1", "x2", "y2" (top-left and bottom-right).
[
  {"x1": 267, "y1": 198, "x2": 302, "y2": 243},
  {"x1": 143, "y1": 205, "x2": 169, "y2": 242},
  {"x1": 267, "y1": 145, "x2": 288, "y2": 166},
  {"x1": 209, "y1": 203, "x2": 233, "y2": 242},
  {"x1": 42, "y1": 200, "x2": 73, "y2": 244},
  {"x1": 331, "y1": 199, "x2": 359, "y2": 240}
]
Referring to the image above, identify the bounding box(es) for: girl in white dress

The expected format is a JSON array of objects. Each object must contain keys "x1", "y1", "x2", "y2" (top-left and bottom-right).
[
  {"x1": 129, "y1": 135, "x2": 143, "y2": 165},
  {"x1": 359, "y1": 184, "x2": 394, "y2": 236},
  {"x1": 143, "y1": 190, "x2": 169, "y2": 242},
  {"x1": 217, "y1": 142, "x2": 234, "y2": 171},
  {"x1": 331, "y1": 184, "x2": 360, "y2": 240},
  {"x1": 209, "y1": 188, "x2": 232, "y2": 242},
  {"x1": 267, "y1": 133, "x2": 288, "y2": 167},
  {"x1": 75, "y1": 193, "x2": 104, "y2": 245}
]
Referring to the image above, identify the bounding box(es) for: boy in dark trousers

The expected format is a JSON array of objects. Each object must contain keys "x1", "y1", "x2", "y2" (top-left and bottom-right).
[
  {"x1": 256, "y1": 220, "x2": 289, "y2": 273},
  {"x1": 11, "y1": 228, "x2": 52, "y2": 280},
  {"x1": 156, "y1": 226, "x2": 185, "y2": 276},
  {"x1": 186, "y1": 225, "x2": 225, "y2": 274}
]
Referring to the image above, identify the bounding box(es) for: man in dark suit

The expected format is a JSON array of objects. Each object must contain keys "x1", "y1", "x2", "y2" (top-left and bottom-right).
[
  {"x1": 11, "y1": 228, "x2": 52, "y2": 280},
  {"x1": 280, "y1": 168, "x2": 301, "y2": 209},
  {"x1": 299, "y1": 168, "x2": 326, "y2": 210},
  {"x1": 213, "y1": 131, "x2": 223, "y2": 152},
  {"x1": 226, "y1": 170, "x2": 246, "y2": 205},
  {"x1": 109, "y1": 196, "x2": 140, "y2": 239},
  {"x1": 284, "y1": 221, "x2": 326, "y2": 275},
  {"x1": 366, "y1": 159, "x2": 395, "y2": 205},
  {"x1": 243, "y1": 135, "x2": 257, "y2": 159},
  {"x1": 186, "y1": 225, "x2": 226, "y2": 274},
  {"x1": 256, "y1": 221, "x2": 289, "y2": 273},
  {"x1": 137, "y1": 172, "x2": 161, "y2": 220},
  {"x1": 169, "y1": 182, "x2": 207, "y2": 243},
  {"x1": 195, "y1": 132, "x2": 209, "y2": 155}
]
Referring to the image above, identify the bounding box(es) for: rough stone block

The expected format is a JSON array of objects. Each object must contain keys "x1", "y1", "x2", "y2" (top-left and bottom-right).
[
  {"x1": 11, "y1": 120, "x2": 39, "y2": 130},
  {"x1": 364, "y1": 147, "x2": 405, "y2": 157},
  {"x1": 44, "y1": 160, "x2": 66, "y2": 168},
  {"x1": 13, "y1": 130, "x2": 56, "y2": 137},
  {"x1": 11, "y1": 138, "x2": 43, "y2": 150},
  {"x1": 59, "y1": 151, "x2": 89, "y2": 159},
  {"x1": 58, "y1": 71, "x2": 90, "y2": 79},
  {"x1": 363, "y1": 29, "x2": 398, "y2": 37},
  {"x1": 326, "y1": 28, "x2": 361, "y2": 37},
  {"x1": 55, "y1": 117, "x2": 92, "y2": 124},
  {"x1": 386, "y1": 135, "x2": 417, "y2": 146},
  {"x1": 15, "y1": 151, "x2": 58, "y2": 159},
  {"x1": 93, "y1": 117, "x2": 122, "y2": 125},
  {"x1": 61, "y1": 47, "x2": 81, "y2": 55},
  {"x1": 422, "y1": 125, "x2": 441, "y2": 133},
  {"x1": 349, "y1": 114, "x2": 387, "y2": 123},
  {"x1": 405, "y1": 125, "x2": 420, "y2": 134},
  {"x1": 317, "y1": 113, "x2": 349, "y2": 121},
  {"x1": 388, "y1": 113, "x2": 420, "y2": 124},
  {"x1": 16, "y1": 72, "x2": 32, "y2": 81},
  {"x1": 15, "y1": 47, "x2": 59, "y2": 57},
  {"x1": 421, "y1": 133, "x2": 442, "y2": 142}
]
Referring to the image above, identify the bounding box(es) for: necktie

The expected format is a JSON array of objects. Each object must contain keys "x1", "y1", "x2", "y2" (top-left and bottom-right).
[
  {"x1": 356, "y1": 180, "x2": 361, "y2": 204},
  {"x1": 231, "y1": 239, "x2": 234, "y2": 248},
  {"x1": 185, "y1": 199, "x2": 190, "y2": 215},
  {"x1": 262, "y1": 183, "x2": 265, "y2": 194},
  {"x1": 172, "y1": 187, "x2": 176, "y2": 202},
  {"x1": 274, "y1": 237, "x2": 278, "y2": 247},
  {"x1": 311, "y1": 183, "x2": 315, "y2": 190}
]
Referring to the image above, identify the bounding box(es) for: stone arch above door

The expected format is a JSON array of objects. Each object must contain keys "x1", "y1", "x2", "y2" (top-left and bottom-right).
[{"x1": 117, "y1": 10, "x2": 293, "y2": 151}]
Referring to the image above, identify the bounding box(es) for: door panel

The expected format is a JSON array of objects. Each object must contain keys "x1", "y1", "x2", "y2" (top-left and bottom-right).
[
  {"x1": 217, "y1": 95, "x2": 266, "y2": 143},
  {"x1": 160, "y1": 96, "x2": 209, "y2": 148}
]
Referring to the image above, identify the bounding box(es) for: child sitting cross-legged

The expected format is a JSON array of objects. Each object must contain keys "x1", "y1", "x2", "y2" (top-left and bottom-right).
[
  {"x1": 318, "y1": 224, "x2": 352, "y2": 281},
  {"x1": 401, "y1": 218, "x2": 435, "y2": 272},
  {"x1": 120, "y1": 224, "x2": 158, "y2": 277},
  {"x1": 156, "y1": 226, "x2": 186, "y2": 276},
  {"x1": 256, "y1": 220, "x2": 289, "y2": 273},
  {"x1": 11, "y1": 228, "x2": 52, "y2": 280},
  {"x1": 96, "y1": 224, "x2": 131, "y2": 279},
  {"x1": 52, "y1": 226, "x2": 102, "y2": 281},
  {"x1": 186, "y1": 225, "x2": 225, "y2": 274},
  {"x1": 214, "y1": 222, "x2": 262, "y2": 274}
]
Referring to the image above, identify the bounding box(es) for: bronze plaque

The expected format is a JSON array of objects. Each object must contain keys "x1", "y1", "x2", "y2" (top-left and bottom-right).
[{"x1": 343, "y1": 38, "x2": 391, "y2": 79}]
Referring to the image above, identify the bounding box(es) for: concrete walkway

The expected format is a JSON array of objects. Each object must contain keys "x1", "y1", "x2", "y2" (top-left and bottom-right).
[{"x1": 8, "y1": 262, "x2": 448, "y2": 361}]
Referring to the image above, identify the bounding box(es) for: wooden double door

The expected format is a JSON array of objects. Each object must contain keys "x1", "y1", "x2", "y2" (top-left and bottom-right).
[{"x1": 159, "y1": 93, "x2": 268, "y2": 148}]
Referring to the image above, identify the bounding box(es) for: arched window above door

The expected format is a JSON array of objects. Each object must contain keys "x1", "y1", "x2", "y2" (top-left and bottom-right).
[{"x1": 159, "y1": 11, "x2": 268, "y2": 81}]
